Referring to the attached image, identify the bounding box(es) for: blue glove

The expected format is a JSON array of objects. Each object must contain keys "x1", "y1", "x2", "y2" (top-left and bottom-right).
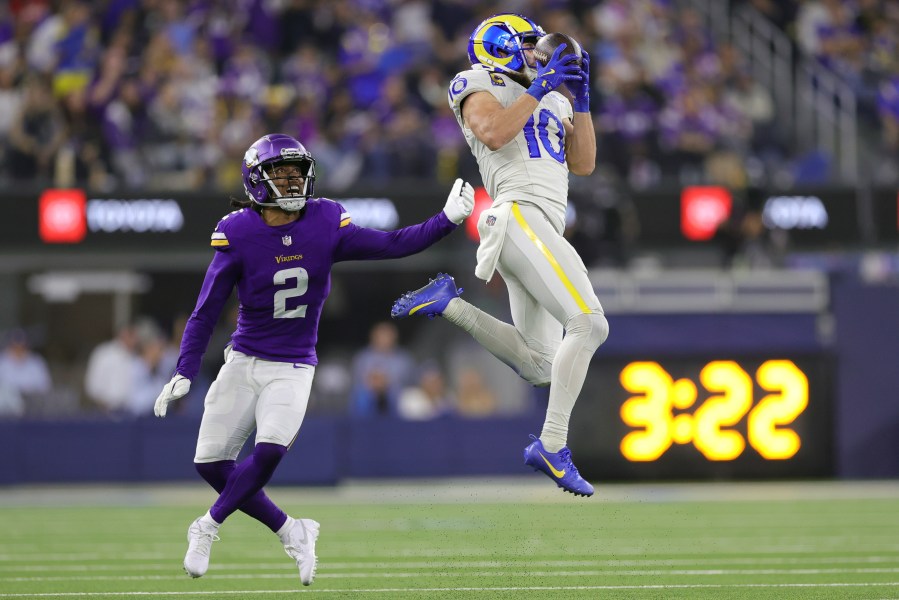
[
  {"x1": 526, "y1": 43, "x2": 581, "y2": 102},
  {"x1": 565, "y1": 50, "x2": 591, "y2": 113}
]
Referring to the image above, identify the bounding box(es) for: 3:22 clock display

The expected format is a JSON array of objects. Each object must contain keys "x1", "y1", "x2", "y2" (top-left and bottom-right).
[{"x1": 569, "y1": 356, "x2": 832, "y2": 480}]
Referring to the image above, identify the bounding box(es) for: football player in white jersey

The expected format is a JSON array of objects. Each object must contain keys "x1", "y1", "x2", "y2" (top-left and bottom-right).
[{"x1": 392, "y1": 13, "x2": 608, "y2": 497}]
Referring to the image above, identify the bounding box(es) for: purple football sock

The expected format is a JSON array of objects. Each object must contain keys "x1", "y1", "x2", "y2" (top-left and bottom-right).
[
  {"x1": 202, "y1": 442, "x2": 289, "y2": 530},
  {"x1": 195, "y1": 460, "x2": 287, "y2": 533}
]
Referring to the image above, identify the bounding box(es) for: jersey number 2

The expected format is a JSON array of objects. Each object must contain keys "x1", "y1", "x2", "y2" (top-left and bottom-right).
[
  {"x1": 523, "y1": 109, "x2": 565, "y2": 164},
  {"x1": 273, "y1": 267, "x2": 308, "y2": 318}
]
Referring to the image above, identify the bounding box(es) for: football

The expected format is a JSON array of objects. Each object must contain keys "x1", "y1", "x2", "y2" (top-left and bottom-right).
[{"x1": 533, "y1": 32, "x2": 582, "y2": 68}]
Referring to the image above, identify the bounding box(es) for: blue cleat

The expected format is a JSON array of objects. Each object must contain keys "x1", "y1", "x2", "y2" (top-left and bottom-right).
[
  {"x1": 391, "y1": 273, "x2": 463, "y2": 320},
  {"x1": 523, "y1": 435, "x2": 594, "y2": 497}
]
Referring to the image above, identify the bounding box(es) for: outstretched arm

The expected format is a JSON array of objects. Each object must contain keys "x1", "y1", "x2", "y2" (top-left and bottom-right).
[{"x1": 334, "y1": 179, "x2": 474, "y2": 262}]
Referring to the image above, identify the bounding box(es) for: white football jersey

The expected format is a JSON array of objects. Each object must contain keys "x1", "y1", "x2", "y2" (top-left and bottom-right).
[{"x1": 448, "y1": 69, "x2": 573, "y2": 230}]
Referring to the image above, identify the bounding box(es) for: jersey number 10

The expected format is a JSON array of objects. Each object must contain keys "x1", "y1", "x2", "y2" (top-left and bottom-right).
[{"x1": 523, "y1": 109, "x2": 566, "y2": 164}]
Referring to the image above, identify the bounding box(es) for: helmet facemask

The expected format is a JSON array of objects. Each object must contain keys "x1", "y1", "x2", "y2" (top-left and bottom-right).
[
  {"x1": 242, "y1": 134, "x2": 317, "y2": 212},
  {"x1": 257, "y1": 156, "x2": 316, "y2": 212},
  {"x1": 517, "y1": 34, "x2": 541, "y2": 82}
]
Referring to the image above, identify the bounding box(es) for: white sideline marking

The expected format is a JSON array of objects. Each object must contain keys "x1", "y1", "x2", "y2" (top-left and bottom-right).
[
  {"x1": 6, "y1": 568, "x2": 899, "y2": 582},
  {"x1": 4, "y1": 554, "x2": 899, "y2": 572},
  {"x1": 5, "y1": 545, "x2": 899, "y2": 562},
  {"x1": 2, "y1": 583, "x2": 899, "y2": 597}
]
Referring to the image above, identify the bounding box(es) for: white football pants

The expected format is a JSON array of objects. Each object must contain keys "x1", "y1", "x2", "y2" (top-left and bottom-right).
[
  {"x1": 445, "y1": 202, "x2": 609, "y2": 451},
  {"x1": 194, "y1": 349, "x2": 314, "y2": 463}
]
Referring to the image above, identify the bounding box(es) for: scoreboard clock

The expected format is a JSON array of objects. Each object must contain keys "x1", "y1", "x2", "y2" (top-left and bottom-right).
[{"x1": 570, "y1": 355, "x2": 833, "y2": 480}]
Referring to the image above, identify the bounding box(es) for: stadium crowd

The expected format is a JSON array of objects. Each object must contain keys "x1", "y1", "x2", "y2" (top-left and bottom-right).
[
  {"x1": 0, "y1": 315, "x2": 520, "y2": 421},
  {"x1": 2, "y1": 0, "x2": 895, "y2": 194},
  {"x1": 744, "y1": 0, "x2": 899, "y2": 179}
]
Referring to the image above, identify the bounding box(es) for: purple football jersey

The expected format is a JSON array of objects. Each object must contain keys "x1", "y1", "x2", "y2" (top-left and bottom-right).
[{"x1": 175, "y1": 199, "x2": 456, "y2": 380}]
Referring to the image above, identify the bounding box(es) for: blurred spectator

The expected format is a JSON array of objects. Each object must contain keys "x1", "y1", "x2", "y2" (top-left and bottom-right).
[
  {"x1": 397, "y1": 361, "x2": 454, "y2": 420},
  {"x1": 878, "y1": 73, "x2": 899, "y2": 155},
  {"x1": 84, "y1": 322, "x2": 137, "y2": 414},
  {"x1": 350, "y1": 321, "x2": 415, "y2": 417},
  {"x1": 127, "y1": 317, "x2": 177, "y2": 417},
  {"x1": 6, "y1": 74, "x2": 66, "y2": 182},
  {"x1": 658, "y1": 87, "x2": 721, "y2": 182},
  {"x1": 350, "y1": 368, "x2": 394, "y2": 417},
  {"x1": 0, "y1": 61, "x2": 23, "y2": 172},
  {"x1": 596, "y1": 77, "x2": 661, "y2": 184},
  {"x1": 796, "y1": 0, "x2": 832, "y2": 58},
  {"x1": 0, "y1": 329, "x2": 52, "y2": 417},
  {"x1": 454, "y1": 366, "x2": 497, "y2": 418},
  {"x1": 723, "y1": 70, "x2": 778, "y2": 152},
  {"x1": 57, "y1": 86, "x2": 109, "y2": 187},
  {"x1": 0, "y1": 381, "x2": 23, "y2": 418},
  {"x1": 101, "y1": 76, "x2": 149, "y2": 188}
]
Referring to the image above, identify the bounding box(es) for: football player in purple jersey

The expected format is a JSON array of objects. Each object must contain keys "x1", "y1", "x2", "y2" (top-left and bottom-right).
[{"x1": 152, "y1": 133, "x2": 474, "y2": 585}]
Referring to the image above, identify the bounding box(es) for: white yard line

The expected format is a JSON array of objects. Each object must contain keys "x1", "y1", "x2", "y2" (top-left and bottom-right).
[
  {"x1": 3, "y1": 554, "x2": 899, "y2": 572},
  {"x1": 5, "y1": 567, "x2": 899, "y2": 582},
  {"x1": 2, "y1": 582, "x2": 899, "y2": 597}
]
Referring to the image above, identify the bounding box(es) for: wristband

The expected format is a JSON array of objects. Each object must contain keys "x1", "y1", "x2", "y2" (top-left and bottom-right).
[
  {"x1": 526, "y1": 82, "x2": 548, "y2": 102},
  {"x1": 573, "y1": 94, "x2": 590, "y2": 113}
]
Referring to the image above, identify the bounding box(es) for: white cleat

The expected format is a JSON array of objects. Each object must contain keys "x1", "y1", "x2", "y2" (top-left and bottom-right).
[
  {"x1": 283, "y1": 518, "x2": 320, "y2": 586},
  {"x1": 183, "y1": 516, "x2": 220, "y2": 578}
]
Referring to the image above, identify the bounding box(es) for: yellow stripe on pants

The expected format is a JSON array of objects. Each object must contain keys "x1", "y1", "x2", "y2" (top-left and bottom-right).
[{"x1": 510, "y1": 202, "x2": 593, "y2": 314}]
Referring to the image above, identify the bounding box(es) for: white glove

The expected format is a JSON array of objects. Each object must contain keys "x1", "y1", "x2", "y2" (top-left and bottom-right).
[
  {"x1": 154, "y1": 374, "x2": 191, "y2": 418},
  {"x1": 442, "y1": 178, "x2": 475, "y2": 224}
]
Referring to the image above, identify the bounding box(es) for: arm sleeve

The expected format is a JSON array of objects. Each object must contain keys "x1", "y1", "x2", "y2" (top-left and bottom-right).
[
  {"x1": 175, "y1": 250, "x2": 241, "y2": 380},
  {"x1": 333, "y1": 211, "x2": 457, "y2": 262}
]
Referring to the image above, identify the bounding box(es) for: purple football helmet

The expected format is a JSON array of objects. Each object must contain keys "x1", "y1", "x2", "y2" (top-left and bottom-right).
[{"x1": 242, "y1": 134, "x2": 316, "y2": 211}]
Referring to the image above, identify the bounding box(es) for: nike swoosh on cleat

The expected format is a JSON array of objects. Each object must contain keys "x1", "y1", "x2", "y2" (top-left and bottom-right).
[
  {"x1": 408, "y1": 300, "x2": 438, "y2": 315},
  {"x1": 295, "y1": 526, "x2": 307, "y2": 545},
  {"x1": 538, "y1": 451, "x2": 566, "y2": 478}
]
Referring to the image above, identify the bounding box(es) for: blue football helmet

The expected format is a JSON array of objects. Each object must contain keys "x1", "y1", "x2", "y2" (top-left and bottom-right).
[
  {"x1": 242, "y1": 134, "x2": 316, "y2": 212},
  {"x1": 467, "y1": 13, "x2": 545, "y2": 81}
]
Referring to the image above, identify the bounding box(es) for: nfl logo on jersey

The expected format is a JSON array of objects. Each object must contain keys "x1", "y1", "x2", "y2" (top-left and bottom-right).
[
  {"x1": 282, "y1": 235, "x2": 292, "y2": 246},
  {"x1": 486, "y1": 215, "x2": 496, "y2": 226}
]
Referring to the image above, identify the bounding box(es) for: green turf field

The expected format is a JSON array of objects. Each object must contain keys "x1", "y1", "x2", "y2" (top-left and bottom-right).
[{"x1": 1, "y1": 479, "x2": 898, "y2": 599}]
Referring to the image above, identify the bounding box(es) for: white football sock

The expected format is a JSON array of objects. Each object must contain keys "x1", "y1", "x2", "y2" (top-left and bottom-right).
[
  {"x1": 276, "y1": 516, "x2": 295, "y2": 544},
  {"x1": 201, "y1": 511, "x2": 221, "y2": 529}
]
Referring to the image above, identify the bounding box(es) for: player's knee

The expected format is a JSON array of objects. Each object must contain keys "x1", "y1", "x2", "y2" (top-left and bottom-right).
[
  {"x1": 194, "y1": 442, "x2": 233, "y2": 464},
  {"x1": 520, "y1": 353, "x2": 553, "y2": 386},
  {"x1": 195, "y1": 460, "x2": 235, "y2": 492},
  {"x1": 253, "y1": 442, "x2": 288, "y2": 476},
  {"x1": 566, "y1": 312, "x2": 609, "y2": 353}
]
